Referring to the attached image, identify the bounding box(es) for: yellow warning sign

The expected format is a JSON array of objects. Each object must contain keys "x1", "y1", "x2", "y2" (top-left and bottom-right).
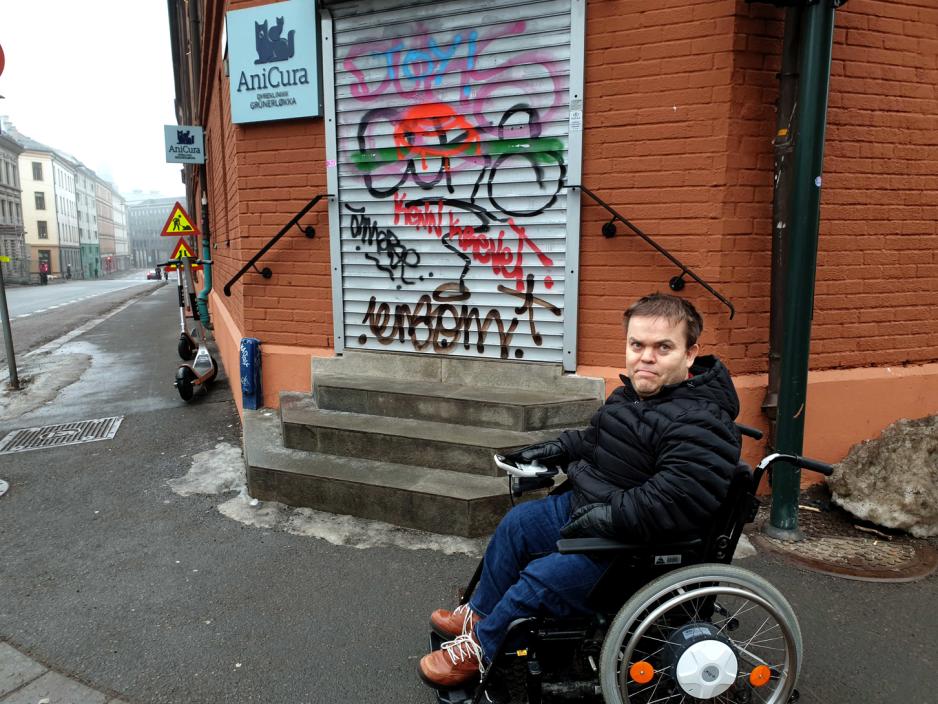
[
  {"x1": 171, "y1": 238, "x2": 194, "y2": 259},
  {"x1": 160, "y1": 201, "x2": 199, "y2": 237},
  {"x1": 167, "y1": 237, "x2": 202, "y2": 271}
]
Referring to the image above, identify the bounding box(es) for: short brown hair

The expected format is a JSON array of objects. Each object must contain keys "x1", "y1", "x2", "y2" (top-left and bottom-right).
[{"x1": 623, "y1": 293, "x2": 703, "y2": 348}]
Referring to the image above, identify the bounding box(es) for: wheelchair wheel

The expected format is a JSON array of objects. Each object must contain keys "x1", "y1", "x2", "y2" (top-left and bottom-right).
[{"x1": 599, "y1": 564, "x2": 802, "y2": 704}]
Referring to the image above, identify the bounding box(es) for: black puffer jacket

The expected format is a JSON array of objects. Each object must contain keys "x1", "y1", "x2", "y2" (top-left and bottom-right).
[{"x1": 559, "y1": 355, "x2": 741, "y2": 543}]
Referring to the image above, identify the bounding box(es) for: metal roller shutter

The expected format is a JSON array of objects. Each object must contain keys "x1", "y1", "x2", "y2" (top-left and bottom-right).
[{"x1": 328, "y1": 0, "x2": 577, "y2": 363}]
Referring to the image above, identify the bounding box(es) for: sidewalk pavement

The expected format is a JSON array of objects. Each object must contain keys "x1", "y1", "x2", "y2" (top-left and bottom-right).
[{"x1": 1, "y1": 642, "x2": 125, "y2": 704}]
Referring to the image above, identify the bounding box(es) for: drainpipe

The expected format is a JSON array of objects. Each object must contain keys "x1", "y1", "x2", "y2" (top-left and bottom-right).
[
  {"x1": 763, "y1": 6, "x2": 803, "y2": 448},
  {"x1": 197, "y1": 166, "x2": 213, "y2": 328},
  {"x1": 767, "y1": 1, "x2": 838, "y2": 539},
  {"x1": 187, "y1": 0, "x2": 202, "y2": 118}
]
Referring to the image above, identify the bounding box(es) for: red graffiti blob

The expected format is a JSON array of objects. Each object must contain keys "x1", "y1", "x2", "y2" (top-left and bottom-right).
[{"x1": 394, "y1": 103, "x2": 481, "y2": 170}]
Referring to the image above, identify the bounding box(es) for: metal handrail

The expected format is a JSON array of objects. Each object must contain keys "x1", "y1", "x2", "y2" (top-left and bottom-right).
[
  {"x1": 223, "y1": 193, "x2": 331, "y2": 297},
  {"x1": 569, "y1": 184, "x2": 736, "y2": 319}
]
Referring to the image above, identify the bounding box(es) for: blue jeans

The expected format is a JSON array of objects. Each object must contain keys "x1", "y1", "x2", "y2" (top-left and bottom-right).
[{"x1": 468, "y1": 492, "x2": 609, "y2": 660}]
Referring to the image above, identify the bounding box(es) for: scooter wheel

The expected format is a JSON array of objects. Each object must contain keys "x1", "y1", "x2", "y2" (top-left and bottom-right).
[
  {"x1": 178, "y1": 337, "x2": 195, "y2": 361},
  {"x1": 175, "y1": 366, "x2": 196, "y2": 401}
]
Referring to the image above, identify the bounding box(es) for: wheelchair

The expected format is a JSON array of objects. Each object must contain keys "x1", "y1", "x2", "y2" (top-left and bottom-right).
[{"x1": 427, "y1": 424, "x2": 834, "y2": 704}]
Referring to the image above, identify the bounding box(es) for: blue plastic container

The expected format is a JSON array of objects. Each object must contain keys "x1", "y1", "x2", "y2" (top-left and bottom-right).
[{"x1": 240, "y1": 337, "x2": 262, "y2": 410}]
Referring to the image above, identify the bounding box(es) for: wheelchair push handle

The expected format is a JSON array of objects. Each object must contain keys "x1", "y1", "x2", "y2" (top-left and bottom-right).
[
  {"x1": 756, "y1": 451, "x2": 834, "y2": 476},
  {"x1": 735, "y1": 423, "x2": 763, "y2": 440}
]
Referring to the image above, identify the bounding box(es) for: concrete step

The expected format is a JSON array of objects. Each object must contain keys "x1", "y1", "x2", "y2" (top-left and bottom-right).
[
  {"x1": 313, "y1": 374, "x2": 601, "y2": 431},
  {"x1": 281, "y1": 394, "x2": 560, "y2": 476},
  {"x1": 244, "y1": 409, "x2": 512, "y2": 537},
  {"x1": 312, "y1": 350, "x2": 606, "y2": 396}
]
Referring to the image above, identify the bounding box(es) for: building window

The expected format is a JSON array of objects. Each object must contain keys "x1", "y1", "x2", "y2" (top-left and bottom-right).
[
  {"x1": 32, "y1": 162, "x2": 43, "y2": 181},
  {"x1": 38, "y1": 220, "x2": 48, "y2": 239},
  {"x1": 35, "y1": 192, "x2": 46, "y2": 210},
  {"x1": 3, "y1": 162, "x2": 9, "y2": 184}
]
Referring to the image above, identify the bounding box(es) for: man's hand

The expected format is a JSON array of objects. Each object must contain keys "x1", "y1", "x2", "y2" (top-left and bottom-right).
[
  {"x1": 503, "y1": 440, "x2": 568, "y2": 469},
  {"x1": 560, "y1": 503, "x2": 618, "y2": 539}
]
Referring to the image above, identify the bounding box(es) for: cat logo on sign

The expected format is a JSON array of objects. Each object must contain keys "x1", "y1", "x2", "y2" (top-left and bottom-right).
[
  {"x1": 160, "y1": 201, "x2": 200, "y2": 237},
  {"x1": 167, "y1": 238, "x2": 202, "y2": 271}
]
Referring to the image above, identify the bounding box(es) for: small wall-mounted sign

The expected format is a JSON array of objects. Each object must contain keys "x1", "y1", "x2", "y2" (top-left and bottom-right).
[
  {"x1": 226, "y1": 0, "x2": 321, "y2": 124},
  {"x1": 164, "y1": 125, "x2": 205, "y2": 164}
]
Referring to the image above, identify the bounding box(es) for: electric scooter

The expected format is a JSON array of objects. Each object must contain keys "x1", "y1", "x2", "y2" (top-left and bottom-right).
[
  {"x1": 166, "y1": 256, "x2": 199, "y2": 361},
  {"x1": 158, "y1": 256, "x2": 218, "y2": 401}
]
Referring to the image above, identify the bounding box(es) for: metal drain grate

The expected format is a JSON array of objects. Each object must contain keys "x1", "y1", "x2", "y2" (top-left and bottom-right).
[{"x1": 0, "y1": 416, "x2": 124, "y2": 455}]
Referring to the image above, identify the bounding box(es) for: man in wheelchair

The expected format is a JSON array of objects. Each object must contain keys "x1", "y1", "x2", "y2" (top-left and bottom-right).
[{"x1": 418, "y1": 293, "x2": 746, "y2": 698}]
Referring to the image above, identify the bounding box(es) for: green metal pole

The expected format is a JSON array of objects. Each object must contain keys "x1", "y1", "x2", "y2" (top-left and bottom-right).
[
  {"x1": 767, "y1": 1, "x2": 837, "y2": 539},
  {"x1": 196, "y1": 191, "x2": 213, "y2": 328}
]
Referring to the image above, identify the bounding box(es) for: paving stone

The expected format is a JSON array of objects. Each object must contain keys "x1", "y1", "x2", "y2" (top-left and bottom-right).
[
  {"x1": 0, "y1": 671, "x2": 107, "y2": 704},
  {"x1": 0, "y1": 644, "x2": 46, "y2": 698}
]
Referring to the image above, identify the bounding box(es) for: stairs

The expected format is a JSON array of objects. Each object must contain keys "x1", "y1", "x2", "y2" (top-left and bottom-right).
[{"x1": 244, "y1": 352, "x2": 604, "y2": 537}]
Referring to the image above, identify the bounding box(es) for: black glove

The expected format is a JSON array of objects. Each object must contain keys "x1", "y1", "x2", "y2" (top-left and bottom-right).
[
  {"x1": 503, "y1": 440, "x2": 569, "y2": 469},
  {"x1": 560, "y1": 503, "x2": 618, "y2": 539}
]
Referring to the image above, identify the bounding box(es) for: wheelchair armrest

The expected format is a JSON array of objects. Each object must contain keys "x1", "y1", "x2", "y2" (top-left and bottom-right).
[{"x1": 556, "y1": 537, "x2": 703, "y2": 555}]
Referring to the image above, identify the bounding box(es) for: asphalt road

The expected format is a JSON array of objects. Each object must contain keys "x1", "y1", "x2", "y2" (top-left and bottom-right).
[
  {"x1": 0, "y1": 287, "x2": 936, "y2": 703},
  {"x1": 0, "y1": 272, "x2": 163, "y2": 366}
]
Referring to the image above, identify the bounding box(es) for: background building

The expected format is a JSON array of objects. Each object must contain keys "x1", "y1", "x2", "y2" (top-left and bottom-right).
[
  {"x1": 76, "y1": 165, "x2": 100, "y2": 278},
  {"x1": 17, "y1": 140, "x2": 61, "y2": 282},
  {"x1": 95, "y1": 178, "x2": 116, "y2": 275},
  {"x1": 0, "y1": 129, "x2": 28, "y2": 283},
  {"x1": 51, "y1": 152, "x2": 80, "y2": 278},
  {"x1": 112, "y1": 193, "x2": 130, "y2": 271},
  {"x1": 127, "y1": 196, "x2": 180, "y2": 267}
]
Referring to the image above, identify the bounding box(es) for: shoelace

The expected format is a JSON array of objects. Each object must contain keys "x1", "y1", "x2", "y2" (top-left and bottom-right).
[
  {"x1": 453, "y1": 603, "x2": 474, "y2": 635},
  {"x1": 441, "y1": 634, "x2": 486, "y2": 674}
]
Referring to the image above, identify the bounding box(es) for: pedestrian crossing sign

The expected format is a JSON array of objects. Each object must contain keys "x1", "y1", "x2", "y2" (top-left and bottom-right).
[
  {"x1": 161, "y1": 201, "x2": 200, "y2": 237},
  {"x1": 166, "y1": 237, "x2": 202, "y2": 271}
]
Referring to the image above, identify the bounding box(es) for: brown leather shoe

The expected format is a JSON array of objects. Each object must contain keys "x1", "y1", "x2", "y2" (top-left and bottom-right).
[
  {"x1": 430, "y1": 603, "x2": 482, "y2": 638},
  {"x1": 418, "y1": 634, "x2": 485, "y2": 688}
]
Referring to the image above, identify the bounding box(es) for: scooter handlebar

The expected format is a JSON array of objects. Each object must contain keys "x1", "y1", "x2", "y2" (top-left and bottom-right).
[{"x1": 156, "y1": 257, "x2": 211, "y2": 267}]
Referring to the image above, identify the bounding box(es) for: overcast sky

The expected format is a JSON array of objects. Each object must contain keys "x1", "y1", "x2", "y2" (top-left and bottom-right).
[{"x1": 0, "y1": 1, "x2": 184, "y2": 198}]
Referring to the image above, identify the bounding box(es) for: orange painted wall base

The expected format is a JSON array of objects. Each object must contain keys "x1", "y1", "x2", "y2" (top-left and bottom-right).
[{"x1": 209, "y1": 292, "x2": 334, "y2": 417}]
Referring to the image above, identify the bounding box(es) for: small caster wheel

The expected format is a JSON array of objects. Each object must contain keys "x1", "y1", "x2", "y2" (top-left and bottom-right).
[{"x1": 175, "y1": 366, "x2": 196, "y2": 401}]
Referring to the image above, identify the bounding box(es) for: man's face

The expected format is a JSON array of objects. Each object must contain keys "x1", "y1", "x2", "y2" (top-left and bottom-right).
[{"x1": 625, "y1": 315, "x2": 699, "y2": 398}]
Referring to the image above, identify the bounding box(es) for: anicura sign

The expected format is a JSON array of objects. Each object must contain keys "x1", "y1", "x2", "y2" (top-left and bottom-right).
[
  {"x1": 226, "y1": 0, "x2": 321, "y2": 124},
  {"x1": 164, "y1": 125, "x2": 205, "y2": 164}
]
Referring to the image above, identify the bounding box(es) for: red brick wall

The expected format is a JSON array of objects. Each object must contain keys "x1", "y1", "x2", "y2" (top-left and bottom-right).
[
  {"x1": 577, "y1": 0, "x2": 938, "y2": 374},
  {"x1": 200, "y1": 0, "x2": 938, "y2": 375},
  {"x1": 816, "y1": 0, "x2": 938, "y2": 369},
  {"x1": 580, "y1": 0, "x2": 747, "y2": 369},
  {"x1": 202, "y1": 0, "x2": 333, "y2": 348}
]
